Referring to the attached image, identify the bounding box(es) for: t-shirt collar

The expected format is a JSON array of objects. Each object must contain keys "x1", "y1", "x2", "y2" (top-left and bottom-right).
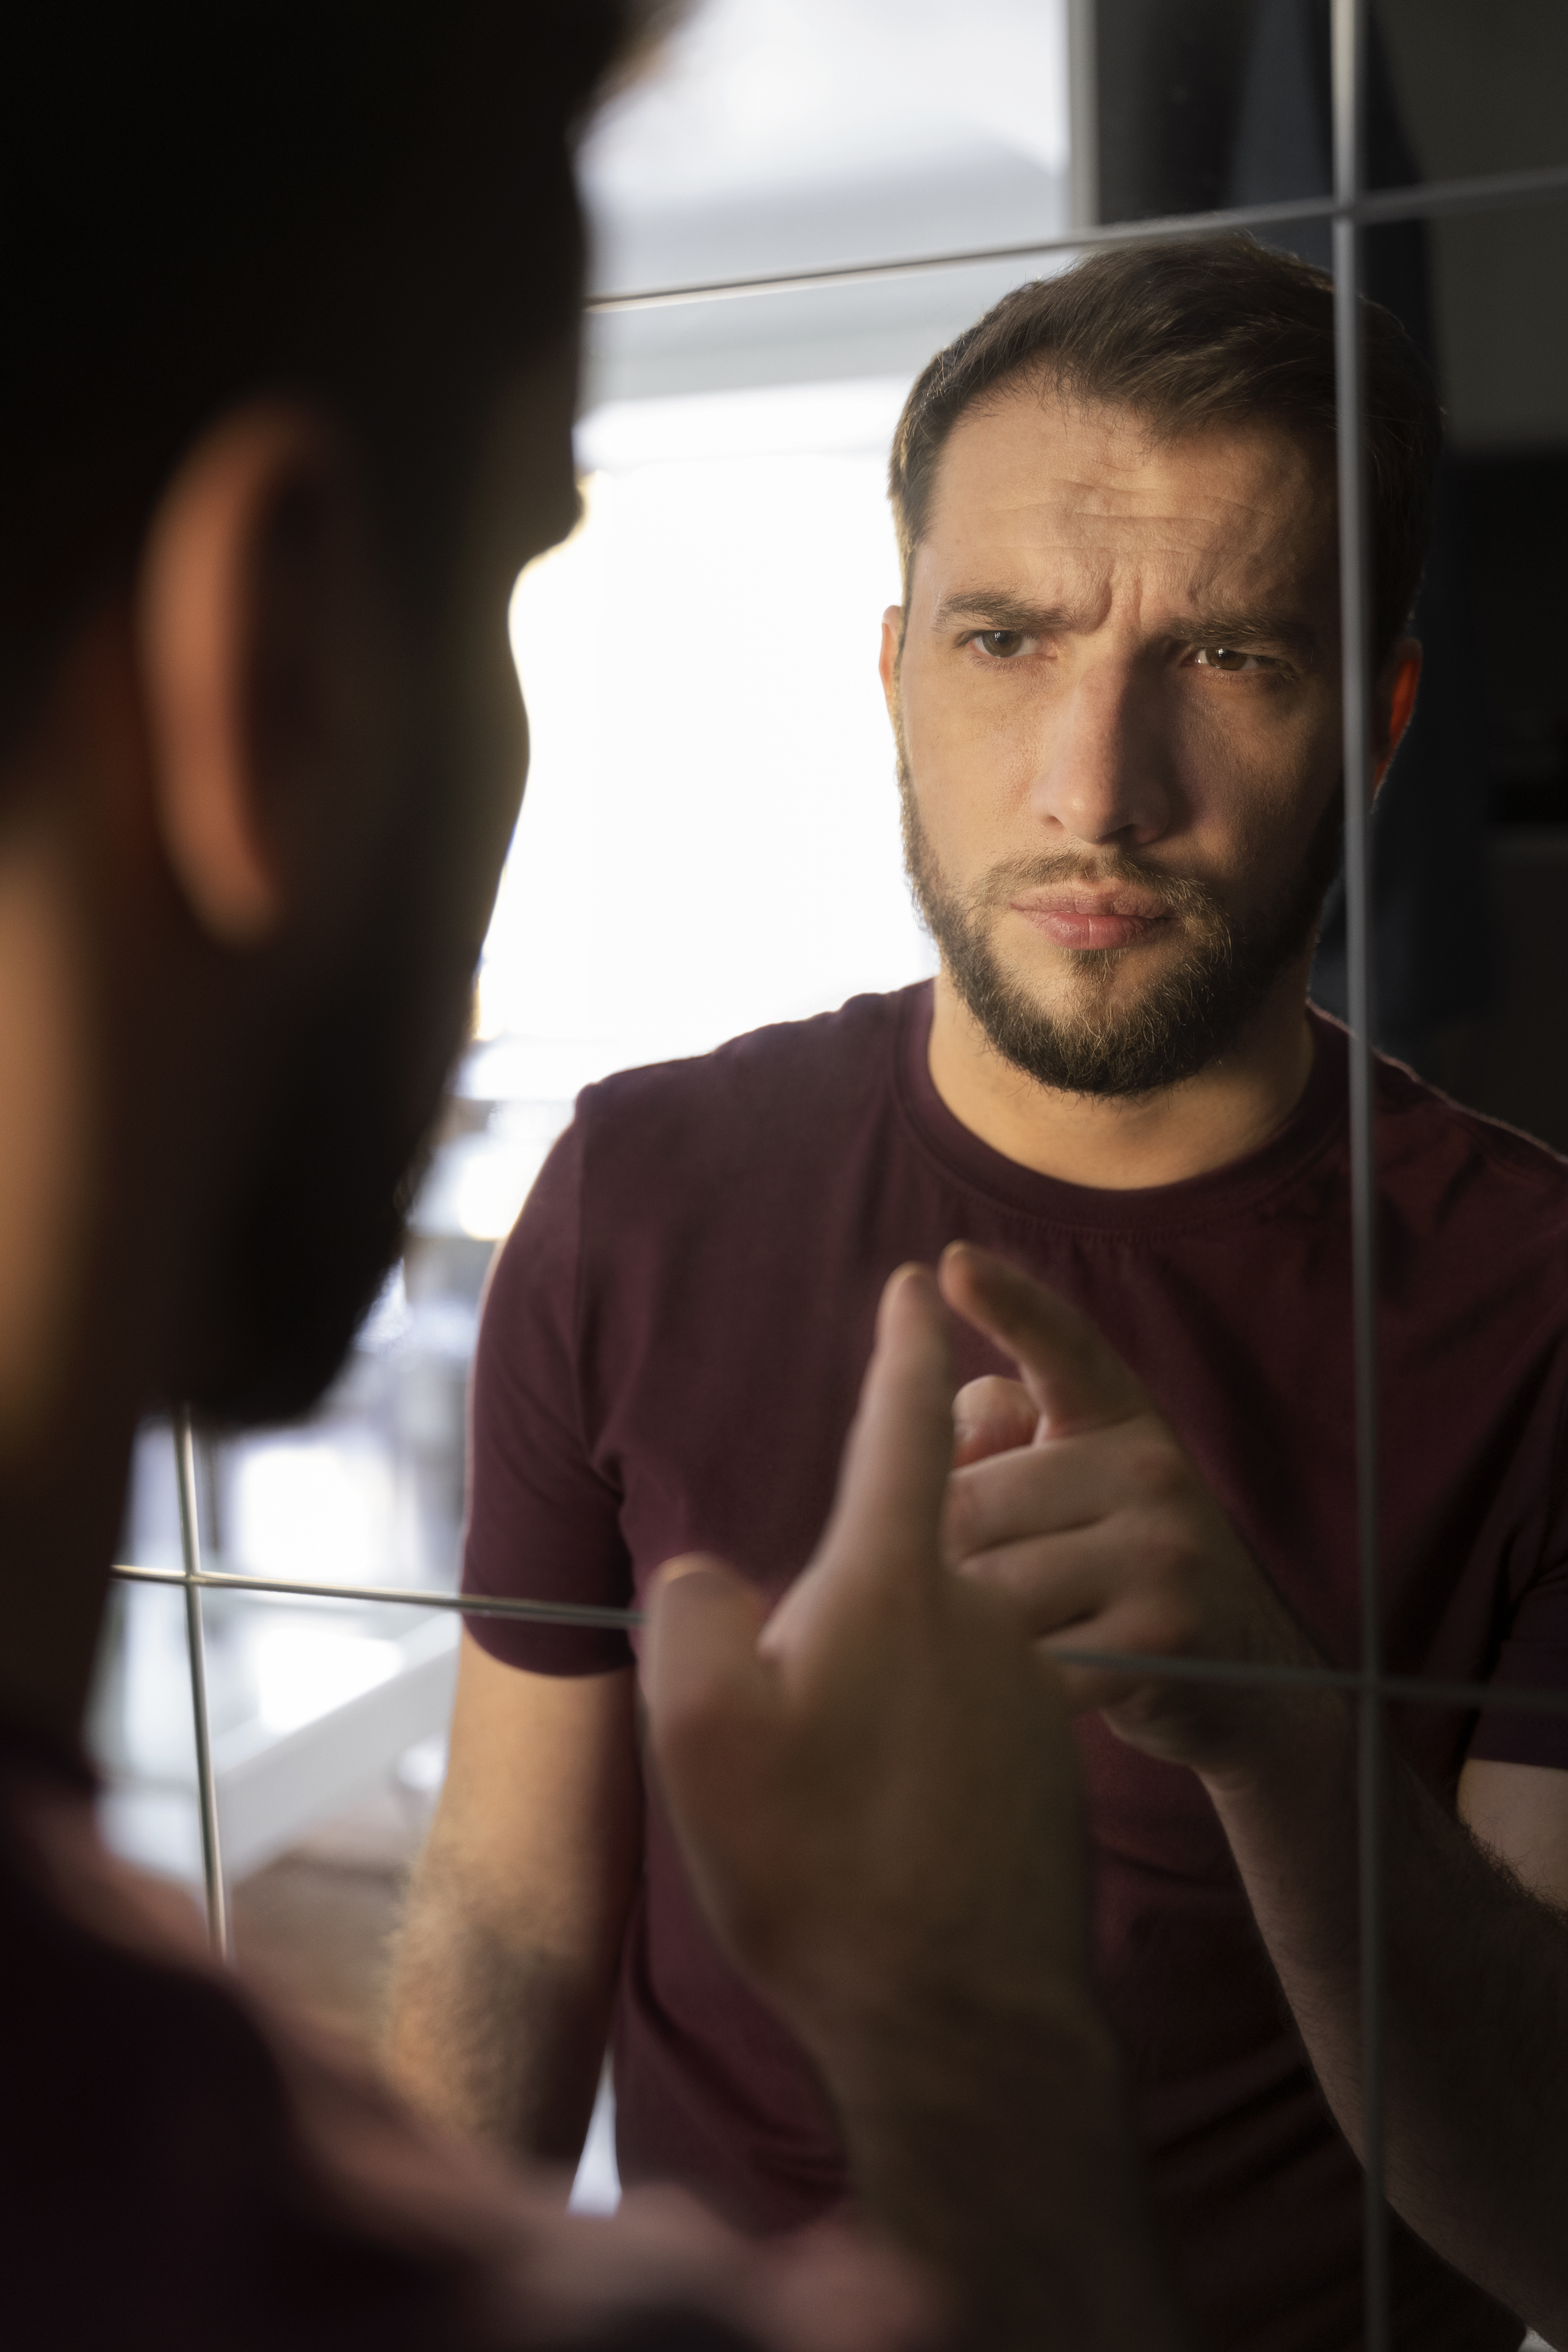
[{"x1": 895, "y1": 978, "x2": 1350, "y2": 1234}]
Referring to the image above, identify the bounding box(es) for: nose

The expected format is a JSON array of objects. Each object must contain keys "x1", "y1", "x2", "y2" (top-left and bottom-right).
[{"x1": 1027, "y1": 650, "x2": 1172, "y2": 850}]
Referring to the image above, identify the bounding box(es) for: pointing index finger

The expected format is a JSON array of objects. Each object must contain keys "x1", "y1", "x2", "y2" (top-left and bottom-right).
[{"x1": 939, "y1": 1242, "x2": 1146, "y2": 1438}]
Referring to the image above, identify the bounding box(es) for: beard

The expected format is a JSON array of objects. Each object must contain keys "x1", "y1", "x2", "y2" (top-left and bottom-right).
[
  {"x1": 182, "y1": 864, "x2": 475, "y2": 1430},
  {"x1": 179, "y1": 684, "x2": 511, "y2": 1430},
  {"x1": 899, "y1": 750, "x2": 1343, "y2": 1101}
]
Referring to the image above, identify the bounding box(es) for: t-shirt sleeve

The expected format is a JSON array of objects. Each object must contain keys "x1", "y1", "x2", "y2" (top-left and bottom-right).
[
  {"x1": 461, "y1": 1109, "x2": 635, "y2": 1677},
  {"x1": 1467, "y1": 1563, "x2": 1568, "y2": 1772},
  {"x1": 1468, "y1": 1374, "x2": 1568, "y2": 1770}
]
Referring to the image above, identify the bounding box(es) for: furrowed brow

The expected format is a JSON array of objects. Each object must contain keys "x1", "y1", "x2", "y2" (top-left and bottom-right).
[
  {"x1": 1169, "y1": 608, "x2": 1321, "y2": 664},
  {"x1": 930, "y1": 589, "x2": 1081, "y2": 634},
  {"x1": 929, "y1": 588, "x2": 1323, "y2": 665}
]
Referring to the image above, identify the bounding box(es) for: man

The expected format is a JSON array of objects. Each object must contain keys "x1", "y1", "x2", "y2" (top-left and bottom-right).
[
  {"x1": 390, "y1": 238, "x2": 1568, "y2": 2352},
  {"x1": 0, "y1": 8, "x2": 1183, "y2": 2347}
]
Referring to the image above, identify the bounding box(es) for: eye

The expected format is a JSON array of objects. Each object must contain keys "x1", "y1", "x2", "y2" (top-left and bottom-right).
[
  {"x1": 1193, "y1": 644, "x2": 1260, "y2": 673},
  {"x1": 972, "y1": 629, "x2": 1029, "y2": 660}
]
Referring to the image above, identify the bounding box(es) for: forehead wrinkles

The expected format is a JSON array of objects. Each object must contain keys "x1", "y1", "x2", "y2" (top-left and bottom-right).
[
  {"x1": 917, "y1": 395, "x2": 1332, "y2": 616},
  {"x1": 915, "y1": 503, "x2": 1313, "y2": 631}
]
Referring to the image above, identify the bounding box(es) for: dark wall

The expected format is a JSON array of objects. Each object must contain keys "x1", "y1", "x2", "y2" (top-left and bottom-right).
[
  {"x1": 1094, "y1": 0, "x2": 1258, "y2": 224},
  {"x1": 1465, "y1": 454, "x2": 1568, "y2": 827}
]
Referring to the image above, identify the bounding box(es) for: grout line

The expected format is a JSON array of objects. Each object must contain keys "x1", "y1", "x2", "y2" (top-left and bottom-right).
[
  {"x1": 1331, "y1": 4, "x2": 1388, "y2": 2342},
  {"x1": 173, "y1": 1413, "x2": 231, "y2": 1959},
  {"x1": 586, "y1": 163, "x2": 1568, "y2": 316},
  {"x1": 109, "y1": 1562, "x2": 1568, "y2": 1717}
]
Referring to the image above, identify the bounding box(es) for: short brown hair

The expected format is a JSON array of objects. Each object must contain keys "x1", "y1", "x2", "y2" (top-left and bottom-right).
[{"x1": 888, "y1": 233, "x2": 1441, "y2": 659}]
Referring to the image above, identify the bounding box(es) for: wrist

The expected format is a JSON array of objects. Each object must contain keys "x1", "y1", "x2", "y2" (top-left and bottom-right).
[
  {"x1": 1197, "y1": 1675, "x2": 1354, "y2": 1808},
  {"x1": 1199, "y1": 1685, "x2": 1364, "y2": 1982}
]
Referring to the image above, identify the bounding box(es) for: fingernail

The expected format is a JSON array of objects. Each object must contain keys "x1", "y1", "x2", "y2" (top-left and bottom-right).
[{"x1": 650, "y1": 1555, "x2": 709, "y2": 1597}]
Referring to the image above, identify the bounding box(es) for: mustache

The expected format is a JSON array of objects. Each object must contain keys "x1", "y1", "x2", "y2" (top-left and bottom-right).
[
  {"x1": 890, "y1": 734, "x2": 1226, "y2": 924},
  {"x1": 968, "y1": 849, "x2": 1226, "y2": 922}
]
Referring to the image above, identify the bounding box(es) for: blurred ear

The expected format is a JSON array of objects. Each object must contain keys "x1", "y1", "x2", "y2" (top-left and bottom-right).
[
  {"x1": 1371, "y1": 636, "x2": 1421, "y2": 794},
  {"x1": 137, "y1": 404, "x2": 383, "y2": 946}
]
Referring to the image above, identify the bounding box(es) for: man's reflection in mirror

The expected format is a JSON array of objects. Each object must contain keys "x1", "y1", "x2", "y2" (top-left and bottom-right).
[{"x1": 391, "y1": 239, "x2": 1568, "y2": 2352}]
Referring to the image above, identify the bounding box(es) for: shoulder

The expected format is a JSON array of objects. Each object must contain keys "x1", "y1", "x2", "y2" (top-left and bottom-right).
[
  {"x1": 484, "y1": 990, "x2": 920, "y2": 1354},
  {"x1": 1347, "y1": 1031, "x2": 1568, "y2": 1283},
  {"x1": 574, "y1": 987, "x2": 916, "y2": 1176},
  {"x1": 1375, "y1": 1049, "x2": 1568, "y2": 1208},
  {"x1": 1309, "y1": 1006, "x2": 1568, "y2": 1212}
]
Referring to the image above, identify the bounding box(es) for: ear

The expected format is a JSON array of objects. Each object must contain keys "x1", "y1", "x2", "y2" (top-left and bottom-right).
[
  {"x1": 136, "y1": 404, "x2": 379, "y2": 946},
  {"x1": 1371, "y1": 635, "x2": 1422, "y2": 797},
  {"x1": 879, "y1": 606, "x2": 903, "y2": 712}
]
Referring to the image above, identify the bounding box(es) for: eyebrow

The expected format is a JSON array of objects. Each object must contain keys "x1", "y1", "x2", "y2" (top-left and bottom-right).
[
  {"x1": 930, "y1": 587, "x2": 1322, "y2": 665},
  {"x1": 1168, "y1": 606, "x2": 1322, "y2": 664},
  {"x1": 932, "y1": 590, "x2": 1081, "y2": 635}
]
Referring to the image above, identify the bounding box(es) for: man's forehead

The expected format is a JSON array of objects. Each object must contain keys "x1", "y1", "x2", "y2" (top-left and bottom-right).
[{"x1": 914, "y1": 385, "x2": 1335, "y2": 610}]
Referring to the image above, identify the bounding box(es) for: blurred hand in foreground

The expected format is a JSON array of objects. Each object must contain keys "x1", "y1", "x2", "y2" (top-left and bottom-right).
[{"x1": 642, "y1": 1262, "x2": 1184, "y2": 2352}]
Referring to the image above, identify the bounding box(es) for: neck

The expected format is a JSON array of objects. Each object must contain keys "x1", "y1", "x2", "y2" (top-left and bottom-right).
[{"x1": 927, "y1": 962, "x2": 1318, "y2": 1191}]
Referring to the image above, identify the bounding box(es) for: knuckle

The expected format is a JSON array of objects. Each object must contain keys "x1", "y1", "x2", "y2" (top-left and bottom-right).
[
  {"x1": 1122, "y1": 1438, "x2": 1190, "y2": 1508},
  {"x1": 985, "y1": 1542, "x2": 1052, "y2": 1605},
  {"x1": 1125, "y1": 1505, "x2": 1227, "y2": 1623},
  {"x1": 1125, "y1": 1528, "x2": 1207, "y2": 1650},
  {"x1": 1131, "y1": 1590, "x2": 1199, "y2": 1656},
  {"x1": 1140, "y1": 1522, "x2": 1200, "y2": 1582}
]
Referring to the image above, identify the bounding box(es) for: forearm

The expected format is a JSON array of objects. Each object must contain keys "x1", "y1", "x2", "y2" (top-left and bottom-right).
[
  {"x1": 1205, "y1": 1699, "x2": 1568, "y2": 2341},
  {"x1": 385, "y1": 1860, "x2": 617, "y2": 2170},
  {"x1": 808, "y1": 1992, "x2": 1188, "y2": 2352}
]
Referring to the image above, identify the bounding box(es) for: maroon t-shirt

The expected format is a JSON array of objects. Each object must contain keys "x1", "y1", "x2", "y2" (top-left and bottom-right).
[
  {"x1": 465, "y1": 983, "x2": 1568, "y2": 2352},
  {"x1": 0, "y1": 1720, "x2": 924, "y2": 2352}
]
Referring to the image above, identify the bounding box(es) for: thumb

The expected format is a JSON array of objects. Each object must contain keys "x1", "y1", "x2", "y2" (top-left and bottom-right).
[
  {"x1": 939, "y1": 1241, "x2": 1145, "y2": 1437},
  {"x1": 810, "y1": 1262, "x2": 955, "y2": 1595}
]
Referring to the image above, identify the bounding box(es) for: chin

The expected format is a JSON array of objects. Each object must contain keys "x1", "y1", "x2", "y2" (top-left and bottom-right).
[
  {"x1": 179, "y1": 915, "x2": 470, "y2": 1431},
  {"x1": 182, "y1": 1158, "x2": 418, "y2": 1431}
]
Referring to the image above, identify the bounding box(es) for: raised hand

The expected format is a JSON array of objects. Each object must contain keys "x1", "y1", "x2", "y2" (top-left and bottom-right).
[
  {"x1": 939, "y1": 1241, "x2": 1329, "y2": 1783},
  {"x1": 641, "y1": 1263, "x2": 1184, "y2": 2350},
  {"x1": 642, "y1": 1260, "x2": 1093, "y2": 2051}
]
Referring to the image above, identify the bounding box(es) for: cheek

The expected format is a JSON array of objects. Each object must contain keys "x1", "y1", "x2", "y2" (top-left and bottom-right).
[
  {"x1": 900, "y1": 663, "x2": 1042, "y2": 839},
  {"x1": 1172, "y1": 687, "x2": 1340, "y2": 871}
]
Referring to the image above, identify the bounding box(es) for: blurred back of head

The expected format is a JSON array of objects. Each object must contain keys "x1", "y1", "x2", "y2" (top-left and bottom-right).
[
  {"x1": 0, "y1": 1, "x2": 638, "y2": 764},
  {"x1": 0, "y1": 3, "x2": 655, "y2": 1426}
]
